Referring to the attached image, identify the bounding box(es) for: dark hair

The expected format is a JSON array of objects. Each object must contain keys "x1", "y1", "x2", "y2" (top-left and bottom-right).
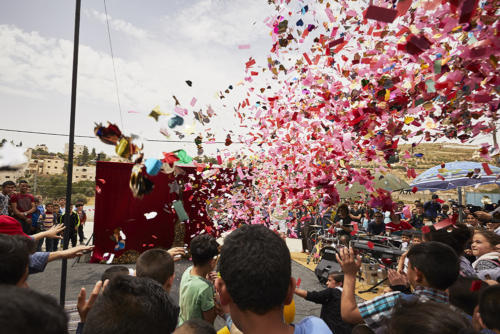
[
  {"x1": 337, "y1": 204, "x2": 349, "y2": 214},
  {"x1": 190, "y1": 234, "x2": 219, "y2": 267},
  {"x1": 407, "y1": 241, "x2": 459, "y2": 290},
  {"x1": 415, "y1": 203, "x2": 424, "y2": 208},
  {"x1": 175, "y1": 318, "x2": 216, "y2": 334},
  {"x1": 427, "y1": 223, "x2": 472, "y2": 256},
  {"x1": 84, "y1": 275, "x2": 179, "y2": 334},
  {"x1": 388, "y1": 300, "x2": 473, "y2": 334},
  {"x1": 136, "y1": 248, "x2": 174, "y2": 285},
  {"x1": 101, "y1": 266, "x2": 129, "y2": 282},
  {"x1": 18, "y1": 180, "x2": 28, "y2": 184},
  {"x1": 0, "y1": 234, "x2": 33, "y2": 285},
  {"x1": 411, "y1": 230, "x2": 422, "y2": 239},
  {"x1": 474, "y1": 230, "x2": 500, "y2": 246},
  {"x1": 449, "y1": 276, "x2": 487, "y2": 315},
  {"x1": 219, "y1": 225, "x2": 291, "y2": 315},
  {"x1": 0, "y1": 285, "x2": 68, "y2": 334},
  {"x1": 329, "y1": 272, "x2": 344, "y2": 283},
  {"x1": 479, "y1": 285, "x2": 500, "y2": 330},
  {"x1": 2, "y1": 180, "x2": 15, "y2": 187}
]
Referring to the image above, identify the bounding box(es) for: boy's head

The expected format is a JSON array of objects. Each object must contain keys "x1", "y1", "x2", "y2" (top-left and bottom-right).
[
  {"x1": 84, "y1": 275, "x2": 179, "y2": 334},
  {"x1": 411, "y1": 231, "x2": 422, "y2": 244},
  {"x1": 401, "y1": 231, "x2": 411, "y2": 243},
  {"x1": 448, "y1": 276, "x2": 488, "y2": 316},
  {"x1": 388, "y1": 300, "x2": 472, "y2": 334},
  {"x1": 406, "y1": 241, "x2": 459, "y2": 290},
  {"x1": 45, "y1": 203, "x2": 53, "y2": 212},
  {"x1": 1, "y1": 180, "x2": 15, "y2": 195},
  {"x1": 136, "y1": 248, "x2": 175, "y2": 291},
  {"x1": 173, "y1": 318, "x2": 216, "y2": 334},
  {"x1": 478, "y1": 285, "x2": 500, "y2": 332},
  {"x1": 190, "y1": 234, "x2": 219, "y2": 269},
  {"x1": 415, "y1": 202, "x2": 424, "y2": 214},
  {"x1": 326, "y1": 272, "x2": 344, "y2": 289},
  {"x1": 0, "y1": 234, "x2": 34, "y2": 287},
  {"x1": 216, "y1": 225, "x2": 293, "y2": 328},
  {"x1": 101, "y1": 265, "x2": 130, "y2": 282},
  {"x1": 0, "y1": 285, "x2": 68, "y2": 334}
]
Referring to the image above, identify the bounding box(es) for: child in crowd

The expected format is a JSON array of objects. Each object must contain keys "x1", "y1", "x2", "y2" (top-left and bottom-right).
[
  {"x1": 178, "y1": 234, "x2": 220, "y2": 326},
  {"x1": 294, "y1": 272, "x2": 352, "y2": 334},
  {"x1": 216, "y1": 224, "x2": 332, "y2": 334},
  {"x1": 337, "y1": 241, "x2": 459, "y2": 331},
  {"x1": 136, "y1": 248, "x2": 175, "y2": 292},
  {"x1": 471, "y1": 230, "x2": 500, "y2": 280},
  {"x1": 40, "y1": 202, "x2": 57, "y2": 252},
  {"x1": 388, "y1": 300, "x2": 474, "y2": 334},
  {"x1": 476, "y1": 284, "x2": 500, "y2": 333},
  {"x1": 400, "y1": 231, "x2": 411, "y2": 251},
  {"x1": 81, "y1": 275, "x2": 178, "y2": 334},
  {"x1": 173, "y1": 319, "x2": 216, "y2": 334},
  {"x1": 101, "y1": 265, "x2": 130, "y2": 282}
]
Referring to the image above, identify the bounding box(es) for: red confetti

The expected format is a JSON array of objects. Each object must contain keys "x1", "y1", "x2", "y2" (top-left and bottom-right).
[
  {"x1": 422, "y1": 226, "x2": 431, "y2": 234},
  {"x1": 470, "y1": 280, "x2": 482, "y2": 292},
  {"x1": 482, "y1": 163, "x2": 493, "y2": 175},
  {"x1": 367, "y1": 241, "x2": 375, "y2": 249},
  {"x1": 365, "y1": 5, "x2": 398, "y2": 23},
  {"x1": 437, "y1": 174, "x2": 445, "y2": 180},
  {"x1": 296, "y1": 278, "x2": 302, "y2": 287},
  {"x1": 411, "y1": 186, "x2": 418, "y2": 193}
]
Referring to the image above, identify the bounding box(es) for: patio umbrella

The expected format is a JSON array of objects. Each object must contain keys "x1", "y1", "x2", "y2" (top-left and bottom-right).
[
  {"x1": 409, "y1": 161, "x2": 500, "y2": 192},
  {"x1": 336, "y1": 173, "x2": 410, "y2": 199}
]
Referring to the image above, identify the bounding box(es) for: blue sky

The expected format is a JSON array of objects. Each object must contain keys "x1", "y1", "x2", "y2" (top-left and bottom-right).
[{"x1": 0, "y1": 0, "x2": 274, "y2": 158}]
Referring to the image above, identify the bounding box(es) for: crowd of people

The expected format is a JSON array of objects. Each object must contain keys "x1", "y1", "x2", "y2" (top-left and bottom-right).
[
  {"x1": 1, "y1": 176, "x2": 500, "y2": 333},
  {"x1": 0, "y1": 180, "x2": 88, "y2": 250}
]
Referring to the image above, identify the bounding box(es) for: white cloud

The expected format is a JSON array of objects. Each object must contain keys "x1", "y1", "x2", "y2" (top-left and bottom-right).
[
  {"x1": 84, "y1": 9, "x2": 149, "y2": 40},
  {"x1": 162, "y1": 0, "x2": 270, "y2": 47}
]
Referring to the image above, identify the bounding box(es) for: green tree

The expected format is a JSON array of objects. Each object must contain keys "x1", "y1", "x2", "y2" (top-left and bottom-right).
[
  {"x1": 90, "y1": 147, "x2": 97, "y2": 161},
  {"x1": 81, "y1": 146, "x2": 90, "y2": 165}
]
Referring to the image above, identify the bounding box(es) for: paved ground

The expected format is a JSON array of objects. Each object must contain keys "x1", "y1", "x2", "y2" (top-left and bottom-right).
[{"x1": 28, "y1": 222, "x2": 324, "y2": 332}]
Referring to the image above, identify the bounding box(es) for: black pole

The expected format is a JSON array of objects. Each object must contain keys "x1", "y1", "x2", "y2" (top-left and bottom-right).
[{"x1": 60, "y1": 0, "x2": 81, "y2": 307}]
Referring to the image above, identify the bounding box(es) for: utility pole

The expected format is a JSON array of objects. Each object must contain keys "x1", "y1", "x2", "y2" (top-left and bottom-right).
[{"x1": 60, "y1": 0, "x2": 81, "y2": 307}]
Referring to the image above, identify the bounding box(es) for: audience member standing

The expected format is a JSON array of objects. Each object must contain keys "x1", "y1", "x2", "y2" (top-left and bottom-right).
[
  {"x1": 178, "y1": 234, "x2": 220, "y2": 326},
  {"x1": 409, "y1": 202, "x2": 425, "y2": 229},
  {"x1": 10, "y1": 180, "x2": 36, "y2": 234},
  {"x1": 75, "y1": 203, "x2": 87, "y2": 245},
  {"x1": 423, "y1": 194, "x2": 441, "y2": 222},
  {"x1": 0, "y1": 181, "x2": 15, "y2": 215}
]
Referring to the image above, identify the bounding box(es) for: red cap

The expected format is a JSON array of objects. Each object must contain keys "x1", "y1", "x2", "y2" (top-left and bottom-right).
[{"x1": 0, "y1": 215, "x2": 30, "y2": 238}]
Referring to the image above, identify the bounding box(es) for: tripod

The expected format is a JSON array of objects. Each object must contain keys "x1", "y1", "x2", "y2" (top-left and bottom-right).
[{"x1": 71, "y1": 232, "x2": 94, "y2": 267}]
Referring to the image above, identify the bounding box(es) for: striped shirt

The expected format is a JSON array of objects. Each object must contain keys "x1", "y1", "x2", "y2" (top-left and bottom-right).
[{"x1": 358, "y1": 286, "x2": 448, "y2": 330}]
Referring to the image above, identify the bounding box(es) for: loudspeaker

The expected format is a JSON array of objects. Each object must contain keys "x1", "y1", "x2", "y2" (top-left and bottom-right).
[
  {"x1": 320, "y1": 246, "x2": 338, "y2": 261},
  {"x1": 315, "y1": 258, "x2": 342, "y2": 285}
]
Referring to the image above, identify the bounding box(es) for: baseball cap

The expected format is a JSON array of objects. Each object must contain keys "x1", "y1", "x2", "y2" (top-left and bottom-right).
[{"x1": 0, "y1": 215, "x2": 30, "y2": 238}]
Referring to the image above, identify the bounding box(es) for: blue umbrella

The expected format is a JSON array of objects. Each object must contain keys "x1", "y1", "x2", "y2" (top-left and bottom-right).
[{"x1": 410, "y1": 161, "x2": 500, "y2": 192}]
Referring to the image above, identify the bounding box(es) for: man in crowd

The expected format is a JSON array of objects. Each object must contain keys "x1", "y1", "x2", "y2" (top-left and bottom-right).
[
  {"x1": 424, "y1": 194, "x2": 441, "y2": 222},
  {"x1": 367, "y1": 211, "x2": 385, "y2": 235},
  {"x1": 409, "y1": 202, "x2": 425, "y2": 228},
  {"x1": 10, "y1": 180, "x2": 36, "y2": 234},
  {"x1": 75, "y1": 203, "x2": 87, "y2": 245},
  {"x1": 0, "y1": 180, "x2": 15, "y2": 215}
]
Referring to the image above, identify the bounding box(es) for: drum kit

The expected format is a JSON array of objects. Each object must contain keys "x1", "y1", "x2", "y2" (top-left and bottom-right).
[{"x1": 307, "y1": 224, "x2": 404, "y2": 292}]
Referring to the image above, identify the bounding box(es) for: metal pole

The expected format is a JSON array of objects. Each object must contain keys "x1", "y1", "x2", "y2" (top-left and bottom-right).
[
  {"x1": 60, "y1": 0, "x2": 81, "y2": 307},
  {"x1": 457, "y1": 186, "x2": 463, "y2": 223}
]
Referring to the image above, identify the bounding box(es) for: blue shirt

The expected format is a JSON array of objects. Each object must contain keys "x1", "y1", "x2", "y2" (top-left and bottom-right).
[{"x1": 293, "y1": 316, "x2": 332, "y2": 334}]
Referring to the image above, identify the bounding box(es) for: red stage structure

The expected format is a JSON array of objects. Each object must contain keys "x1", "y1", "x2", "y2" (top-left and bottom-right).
[{"x1": 91, "y1": 161, "x2": 232, "y2": 263}]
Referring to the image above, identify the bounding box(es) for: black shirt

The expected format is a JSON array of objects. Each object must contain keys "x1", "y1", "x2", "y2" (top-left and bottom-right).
[
  {"x1": 306, "y1": 287, "x2": 352, "y2": 334},
  {"x1": 367, "y1": 221, "x2": 385, "y2": 235}
]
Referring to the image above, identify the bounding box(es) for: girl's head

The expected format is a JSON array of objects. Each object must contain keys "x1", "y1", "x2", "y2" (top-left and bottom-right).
[{"x1": 471, "y1": 230, "x2": 500, "y2": 257}]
